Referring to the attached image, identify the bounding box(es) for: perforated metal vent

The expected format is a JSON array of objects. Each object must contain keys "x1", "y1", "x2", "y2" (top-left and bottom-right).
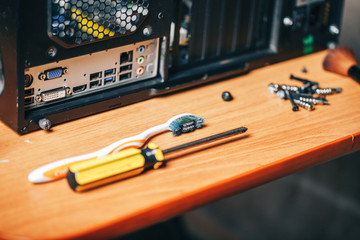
[{"x1": 50, "y1": 0, "x2": 150, "y2": 46}]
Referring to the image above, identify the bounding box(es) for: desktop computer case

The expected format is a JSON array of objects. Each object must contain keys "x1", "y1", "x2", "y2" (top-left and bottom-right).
[{"x1": 0, "y1": 0, "x2": 344, "y2": 134}]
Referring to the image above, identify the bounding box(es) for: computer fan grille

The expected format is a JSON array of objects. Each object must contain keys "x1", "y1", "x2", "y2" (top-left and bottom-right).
[{"x1": 50, "y1": 0, "x2": 149, "y2": 46}]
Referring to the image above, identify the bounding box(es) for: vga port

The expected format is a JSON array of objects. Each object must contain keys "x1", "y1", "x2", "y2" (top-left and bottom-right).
[{"x1": 40, "y1": 67, "x2": 68, "y2": 80}]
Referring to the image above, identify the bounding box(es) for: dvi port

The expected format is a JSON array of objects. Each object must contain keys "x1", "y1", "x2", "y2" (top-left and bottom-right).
[{"x1": 40, "y1": 87, "x2": 69, "y2": 102}]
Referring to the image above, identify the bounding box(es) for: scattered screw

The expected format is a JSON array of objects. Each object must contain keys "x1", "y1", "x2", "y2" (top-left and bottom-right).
[
  {"x1": 222, "y1": 91, "x2": 233, "y2": 101},
  {"x1": 290, "y1": 74, "x2": 318, "y2": 87},
  {"x1": 269, "y1": 74, "x2": 341, "y2": 111},
  {"x1": 276, "y1": 90, "x2": 287, "y2": 99},
  {"x1": 285, "y1": 90, "x2": 299, "y2": 112},
  {"x1": 268, "y1": 83, "x2": 300, "y2": 93},
  {"x1": 315, "y1": 87, "x2": 342, "y2": 95},
  {"x1": 302, "y1": 67, "x2": 308, "y2": 73},
  {"x1": 298, "y1": 96, "x2": 329, "y2": 105},
  {"x1": 294, "y1": 99, "x2": 314, "y2": 111}
]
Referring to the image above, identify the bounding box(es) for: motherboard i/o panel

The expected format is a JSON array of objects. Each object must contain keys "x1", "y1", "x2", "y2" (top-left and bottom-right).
[
  {"x1": 0, "y1": 0, "x2": 344, "y2": 134},
  {"x1": 24, "y1": 38, "x2": 159, "y2": 108}
]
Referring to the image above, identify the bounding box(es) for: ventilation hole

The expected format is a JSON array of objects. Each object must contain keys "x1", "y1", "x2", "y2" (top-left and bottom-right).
[{"x1": 50, "y1": 0, "x2": 150, "y2": 45}]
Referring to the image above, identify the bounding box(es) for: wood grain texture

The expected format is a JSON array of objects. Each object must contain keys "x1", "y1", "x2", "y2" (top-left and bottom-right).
[{"x1": 0, "y1": 51, "x2": 360, "y2": 240}]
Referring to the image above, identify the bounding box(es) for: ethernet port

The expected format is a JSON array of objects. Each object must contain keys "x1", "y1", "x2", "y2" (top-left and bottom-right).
[{"x1": 120, "y1": 51, "x2": 133, "y2": 64}]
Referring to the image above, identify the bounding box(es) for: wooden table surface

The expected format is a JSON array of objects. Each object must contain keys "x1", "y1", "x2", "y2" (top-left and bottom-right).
[{"x1": 0, "y1": 51, "x2": 359, "y2": 240}]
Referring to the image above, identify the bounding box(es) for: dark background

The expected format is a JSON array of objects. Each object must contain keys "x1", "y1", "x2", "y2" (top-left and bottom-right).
[{"x1": 340, "y1": 0, "x2": 360, "y2": 62}]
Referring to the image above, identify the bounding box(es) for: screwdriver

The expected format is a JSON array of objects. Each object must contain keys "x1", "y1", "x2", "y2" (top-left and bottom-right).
[{"x1": 67, "y1": 126, "x2": 248, "y2": 192}]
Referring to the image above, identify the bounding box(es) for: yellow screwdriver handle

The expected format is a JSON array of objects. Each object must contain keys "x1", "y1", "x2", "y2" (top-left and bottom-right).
[{"x1": 67, "y1": 143, "x2": 164, "y2": 192}]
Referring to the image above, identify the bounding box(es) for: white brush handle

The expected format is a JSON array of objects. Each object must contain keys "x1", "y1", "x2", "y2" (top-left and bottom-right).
[{"x1": 28, "y1": 113, "x2": 193, "y2": 183}]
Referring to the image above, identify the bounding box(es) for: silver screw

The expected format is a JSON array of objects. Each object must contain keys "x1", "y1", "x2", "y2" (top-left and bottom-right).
[
  {"x1": 283, "y1": 17, "x2": 293, "y2": 27},
  {"x1": 47, "y1": 47, "x2": 58, "y2": 58},
  {"x1": 329, "y1": 25, "x2": 340, "y2": 35},
  {"x1": 38, "y1": 118, "x2": 51, "y2": 130},
  {"x1": 35, "y1": 95, "x2": 42, "y2": 102},
  {"x1": 143, "y1": 26, "x2": 152, "y2": 36},
  {"x1": 327, "y1": 41, "x2": 337, "y2": 49},
  {"x1": 66, "y1": 87, "x2": 72, "y2": 95},
  {"x1": 39, "y1": 73, "x2": 46, "y2": 80},
  {"x1": 294, "y1": 99, "x2": 314, "y2": 111}
]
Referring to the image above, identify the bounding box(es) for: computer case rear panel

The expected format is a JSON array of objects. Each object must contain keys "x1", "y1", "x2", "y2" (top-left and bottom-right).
[{"x1": 0, "y1": 0, "x2": 344, "y2": 134}]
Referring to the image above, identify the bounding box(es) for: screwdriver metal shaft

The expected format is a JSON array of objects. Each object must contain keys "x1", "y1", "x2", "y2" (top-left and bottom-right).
[{"x1": 163, "y1": 127, "x2": 248, "y2": 154}]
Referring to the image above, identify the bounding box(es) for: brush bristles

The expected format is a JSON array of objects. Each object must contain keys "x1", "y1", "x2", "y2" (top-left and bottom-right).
[{"x1": 323, "y1": 46, "x2": 358, "y2": 76}]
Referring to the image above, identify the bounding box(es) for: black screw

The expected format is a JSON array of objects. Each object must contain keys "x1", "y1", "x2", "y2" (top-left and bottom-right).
[
  {"x1": 158, "y1": 12, "x2": 164, "y2": 19},
  {"x1": 285, "y1": 90, "x2": 299, "y2": 112},
  {"x1": 300, "y1": 82, "x2": 312, "y2": 93},
  {"x1": 290, "y1": 74, "x2": 319, "y2": 87},
  {"x1": 222, "y1": 91, "x2": 233, "y2": 101}
]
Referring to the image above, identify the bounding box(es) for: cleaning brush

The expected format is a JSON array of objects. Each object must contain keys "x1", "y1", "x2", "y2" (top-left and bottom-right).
[
  {"x1": 28, "y1": 113, "x2": 204, "y2": 183},
  {"x1": 323, "y1": 46, "x2": 360, "y2": 83}
]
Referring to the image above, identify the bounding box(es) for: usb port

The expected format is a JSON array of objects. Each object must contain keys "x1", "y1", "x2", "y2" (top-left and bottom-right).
[
  {"x1": 24, "y1": 97, "x2": 34, "y2": 105},
  {"x1": 119, "y1": 72, "x2": 132, "y2": 81},
  {"x1": 120, "y1": 51, "x2": 133, "y2": 64},
  {"x1": 90, "y1": 80, "x2": 101, "y2": 89},
  {"x1": 89, "y1": 72, "x2": 102, "y2": 81},
  {"x1": 120, "y1": 64, "x2": 132, "y2": 73},
  {"x1": 104, "y1": 76, "x2": 115, "y2": 85},
  {"x1": 73, "y1": 84, "x2": 87, "y2": 93},
  {"x1": 25, "y1": 88, "x2": 34, "y2": 96},
  {"x1": 104, "y1": 68, "x2": 116, "y2": 76}
]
